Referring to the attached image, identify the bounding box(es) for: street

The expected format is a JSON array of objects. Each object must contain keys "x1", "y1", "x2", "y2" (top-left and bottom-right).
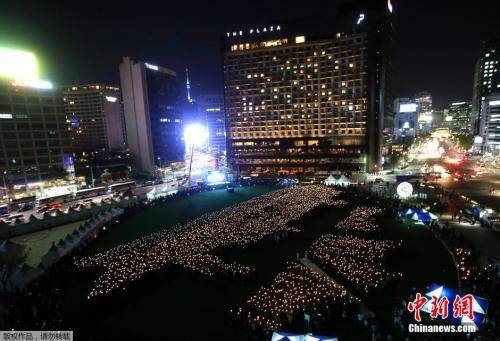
[{"x1": 438, "y1": 169, "x2": 500, "y2": 210}]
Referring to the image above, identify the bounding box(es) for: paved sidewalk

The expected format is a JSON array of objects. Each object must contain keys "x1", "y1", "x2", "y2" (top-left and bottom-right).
[
  {"x1": 438, "y1": 213, "x2": 500, "y2": 267},
  {"x1": 299, "y1": 257, "x2": 376, "y2": 319}
]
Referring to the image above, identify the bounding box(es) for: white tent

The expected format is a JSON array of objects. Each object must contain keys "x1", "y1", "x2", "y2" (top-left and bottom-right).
[
  {"x1": 304, "y1": 336, "x2": 338, "y2": 341},
  {"x1": 324, "y1": 174, "x2": 337, "y2": 186},
  {"x1": 429, "y1": 212, "x2": 439, "y2": 220},
  {"x1": 337, "y1": 175, "x2": 350, "y2": 187},
  {"x1": 324, "y1": 174, "x2": 350, "y2": 187},
  {"x1": 271, "y1": 332, "x2": 304, "y2": 341}
]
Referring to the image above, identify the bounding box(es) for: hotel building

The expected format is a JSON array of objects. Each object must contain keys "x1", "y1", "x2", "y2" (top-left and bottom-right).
[{"x1": 223, "y1": 0, "x2": 394, "y2": 174}]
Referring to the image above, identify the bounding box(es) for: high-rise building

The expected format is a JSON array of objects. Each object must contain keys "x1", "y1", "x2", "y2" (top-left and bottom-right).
[
  {"x1": 119, "y1": 57, "x2": 184, "y2": 174},
  {"x1": 479, "y1": 93, "x2": 500, "y2": 154},
  {"x1": 198, "y1": 94, "x2": 226, "y2": 154},
  {"x1": 393, "y1": 98, "x2": 418, "y2": 143},
  {"x1": 0, "y1": 79, "x2": 73, "y2": 183},
  {"x1": 223, "y1": 0, "x2": 394, "y2": 174},
  {"x1": 414, "y1": 91, "x2": 433, "y2": 133},
  {"x1": 472, "y1": 38, "x2": 500, "y2": 135},
  {"x1": 62, "y1": 84, "x2": 126, "y2": 154},
  {"x1": 444, "y1": 102, "x2": 472, "y2": 134}
]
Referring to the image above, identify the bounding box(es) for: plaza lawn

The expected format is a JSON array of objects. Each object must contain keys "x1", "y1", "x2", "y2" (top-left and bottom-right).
[
  {"x1": 86, "y1": 184, "x2": 275, "y2": 254},
  {"x1": 51, "y1": 188, "x2": 457, "y2": 341},
  {"x1": 12, "y1": 220, "x2": 85, "y2": 267}
]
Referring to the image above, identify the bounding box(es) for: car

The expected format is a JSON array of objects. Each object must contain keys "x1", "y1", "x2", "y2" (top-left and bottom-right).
[
  {"x1": 36, "y1": 206, "x2": 49, "y2": 214},
  {"x1": 46, "y1": 208, "x2": 60, "y2": 215},
  {"x1": 7, "y1": 213, "x2": 24, "y2": 221}
]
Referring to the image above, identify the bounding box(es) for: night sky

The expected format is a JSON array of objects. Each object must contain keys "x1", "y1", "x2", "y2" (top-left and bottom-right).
[{"x1": 1, "y1": 0, "x2": 499, "y2": 108}]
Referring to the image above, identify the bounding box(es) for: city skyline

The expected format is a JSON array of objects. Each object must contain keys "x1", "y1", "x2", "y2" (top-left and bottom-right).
[
  {"x1": 1, "y1": 2, "x2": 500, "y2": 340},
  {"x1": 1, "y1": 1, "x2": 500, "y2": 108}
]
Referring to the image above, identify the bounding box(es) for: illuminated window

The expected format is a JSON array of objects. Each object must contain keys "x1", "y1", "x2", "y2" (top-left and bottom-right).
[{"x1": 295, "y1": 36, "x2": 306, "y2": 44}]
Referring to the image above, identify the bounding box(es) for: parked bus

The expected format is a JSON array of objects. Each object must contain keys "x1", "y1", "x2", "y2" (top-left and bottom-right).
[
  {"x1": 74, "y1": 186, "x2": 107, "y2": 200},
  {"x1": 108, "y1": 181, "x2": 136, "y2": 193},
  {"x1": 9, "y1": 195, "x2": 36, "y2": 211},
  {"x1": 5, "y1": 213, "x2": 25, "y2": 222},
  {"x1": 36, "y1": 193, "x2": 74, "y2": 207},
  {"x1": 0, "y1": 204, "x2": 9, "y2": 217}
]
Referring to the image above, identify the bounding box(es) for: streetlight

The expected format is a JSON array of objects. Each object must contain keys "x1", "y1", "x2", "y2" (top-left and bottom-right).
[
  {"x1": 184, "y1": 123, "x2": 208, "y2": 186},
  {"x1": 1, "y1": 170, "x2": 6, "y2": 200}
]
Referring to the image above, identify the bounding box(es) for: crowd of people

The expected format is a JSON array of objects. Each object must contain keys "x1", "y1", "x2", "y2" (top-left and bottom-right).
[
  {"x1": 332, "y1": 206, "x2": 384, "y2": 234},
  {"x1": 232, "y1": 262, "x2": 360, "y2": 334},
  {"x1": 74, "y1": 185, "x2": 346, "y2": 298},
  {"x1": 308, "y1": 234, "x2": 401, "y2": 294}
]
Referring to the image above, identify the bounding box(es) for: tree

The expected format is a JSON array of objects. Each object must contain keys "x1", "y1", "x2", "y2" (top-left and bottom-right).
[
  {"x1": 100, "y1": 168, "x2": 112, "y2": 183},
  {"x1": 453, "y1": 134, "x2": 473, "y2": 150}
]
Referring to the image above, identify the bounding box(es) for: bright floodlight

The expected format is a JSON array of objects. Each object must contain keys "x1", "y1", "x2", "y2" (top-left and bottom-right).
[
  {"x1": 0, "y1": 47, "x2": 38, "y2": 80},
  {"x1": 207, "y1": 171, "x2": 225, "y2": 184},
  {"x1": 184, "y1": 124, "x2": 208, "y2": 147}
]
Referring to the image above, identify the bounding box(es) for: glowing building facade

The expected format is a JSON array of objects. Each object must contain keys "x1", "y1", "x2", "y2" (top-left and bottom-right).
[
  {"x1": 223, "y1": 1, "x2": 394, "y2": 174},
  {"x1": 0, "y1": 79, "x2": 72, "y2": 183},
  {"x1": 393, "y1": 98, "x2": 418, "y2": 143},
  {"x1": 119, "y1": 57, "x2": 184, "y2": 174},
  {"x1": 472, "y1": 38, "x2": 500, "y2": 135},
  {"x1": 480, "y1": 93, "x2": 500, "y2": 154},
  {"x1": 198, "y1": 94, "x2": 226, "y2": 154},
  {"x1": 444, "y1": 102, "x2": 472, "y2": 134},
  {"x1": 62, "y1": 84, "x2": 126, "y2": 153},
  {"x1": 414, "y1": 91, "x2": 433, "y2": 134}
]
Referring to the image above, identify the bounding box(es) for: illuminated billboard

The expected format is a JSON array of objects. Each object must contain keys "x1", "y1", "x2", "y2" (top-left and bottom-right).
[
  {"x1": 0, "y1": 48, "x2": 53, "y2": 90},
  {"x1": 399, "y1": 103, "x2": 418, "y2": 113},
  {"x1": 11, "y1": 79, "x2": 52, "y2": 89},
  {"x1": 0, "y1": 47, "x2": 38, "y2": 80}
]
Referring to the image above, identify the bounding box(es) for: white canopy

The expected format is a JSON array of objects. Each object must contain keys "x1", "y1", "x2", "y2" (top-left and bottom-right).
[
  {"x1": 324, "y1": 174, "x2": 350, "y2": 187},
  {"x1": 271, "y1": 332, "x2": 303, "y2": 341},
  {"x1": 304, "y1": 336, "x2": 338, "y2": 341}
]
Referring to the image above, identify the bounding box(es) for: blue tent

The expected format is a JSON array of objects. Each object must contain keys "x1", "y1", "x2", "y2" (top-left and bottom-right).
[
  {"x1": 399, "y1": 208, "x2": 414, "y2": 218},
  {"x1": 400, "y1": 208, "x2": 438, "y2": 222},
  {"x1": 418, "y1": 211, "x2": 432, "y2": 223},
  {"x1": 279, "y1": 178, "x2": 299, "y2": 186}
]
